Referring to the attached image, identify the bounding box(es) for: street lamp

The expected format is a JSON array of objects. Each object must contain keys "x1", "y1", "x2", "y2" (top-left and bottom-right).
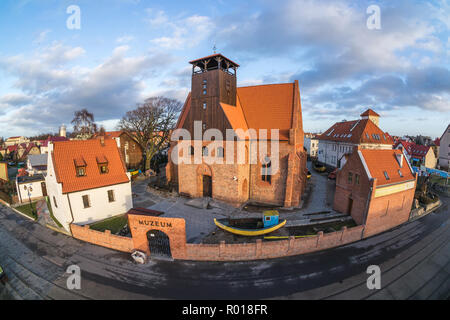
[{"x1": 24, "y1": 184, "x2": 34, "y2": 218}]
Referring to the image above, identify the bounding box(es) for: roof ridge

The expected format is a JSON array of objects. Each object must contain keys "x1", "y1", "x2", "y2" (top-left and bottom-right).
[{"x1": 237, "y1": 82, "x2": 294, "y2": 89}]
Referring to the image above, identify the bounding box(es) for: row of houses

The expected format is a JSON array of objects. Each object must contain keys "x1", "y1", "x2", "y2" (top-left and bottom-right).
[{"x1": 304, "y1": 109, "x2": 448, "y2": 171}]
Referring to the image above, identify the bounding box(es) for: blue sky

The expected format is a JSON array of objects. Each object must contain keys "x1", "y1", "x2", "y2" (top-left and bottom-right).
[{"x1": 0, "y1": 0, "x2": 449, "y2": 139}]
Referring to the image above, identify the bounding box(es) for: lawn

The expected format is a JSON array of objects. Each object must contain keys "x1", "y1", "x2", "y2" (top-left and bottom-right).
[
  {"x1": 15, "y1": 202, "x2": 38, "y2": 220},
  {"x1": 46, "y1": 197, "x2": 63, "y2": 228},
  {"x1": 429, "y1": 175, "x2": 448, "y2": 186},
  {"x1": 89, "y1": 214, "x2": 128, "y2": 234}
]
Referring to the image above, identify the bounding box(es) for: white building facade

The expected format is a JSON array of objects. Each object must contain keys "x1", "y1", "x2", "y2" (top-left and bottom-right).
[
  {"x1": 304, "y1": 134, "x2": 319, "y2": 158},
  {"x1": 45, "y1": 139, "x2": 133, "y2": 232},
  {"x1": 438, "y1": 124, "x2": 450, "y2": 170},
  {"x1": 317, "y1": 109, "x2": 393, "y2": 169}
]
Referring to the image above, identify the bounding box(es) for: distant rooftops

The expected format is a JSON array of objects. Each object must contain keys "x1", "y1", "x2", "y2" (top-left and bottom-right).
[{"x1": 17, "y1": 174, "x2": 45, "y2": 184}]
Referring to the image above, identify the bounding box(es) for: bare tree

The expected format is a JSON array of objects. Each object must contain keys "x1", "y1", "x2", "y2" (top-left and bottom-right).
[
  {"x1": 71, "y1": 109, "x2": 98, "y2": 139},
  {"x1": 118, "y1": 97, "x2": 181, "y2": 171}
]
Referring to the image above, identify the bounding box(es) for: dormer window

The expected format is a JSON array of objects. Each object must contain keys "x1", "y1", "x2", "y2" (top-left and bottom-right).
[
  {"x1": 97, "y1": 155, "x2": 109, "y2": 174},
  {"x1": 74, "y1": 157, "x2": 87, "y2": 177},
  {"x1": 77, "y1": 166, "x2": 86, "y2": 176},
  {"x1": 383, "y1": 171, "x2": 390, "y2": 180},
  {"x1": 99, "y1": 164, "x2": 108, "y2": 174}
]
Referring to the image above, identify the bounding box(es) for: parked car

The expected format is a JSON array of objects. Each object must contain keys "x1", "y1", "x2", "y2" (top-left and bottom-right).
[
  {"x1": 7, "y1": 162, "x2": 15, "y2": 166},
  {"x1": 328, "y1": 169, "x2": 337, "y2": 180},
  {"x1": 307, "y1": 170, "x2": 312, "y2": 179},
  {"x1": 314, "y1": 164, "x2": 326, "y2": 173}
]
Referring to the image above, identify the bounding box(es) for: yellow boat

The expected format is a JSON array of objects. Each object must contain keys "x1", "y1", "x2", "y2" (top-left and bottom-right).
[{"x1": 214, "y1": 218, "x2": 286, "y2": 236}]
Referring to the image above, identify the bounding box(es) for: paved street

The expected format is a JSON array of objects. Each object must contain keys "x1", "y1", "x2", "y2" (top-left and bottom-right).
[{"x1": 0, "y1": 194, "x2": 448, "y2": 300}]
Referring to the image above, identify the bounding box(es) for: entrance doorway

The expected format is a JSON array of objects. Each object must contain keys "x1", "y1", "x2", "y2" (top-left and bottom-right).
[
  {"x1": 147, "y1": 230, "x2": 172, "y2": 259},
  {"x1": 347, "y1": 198, "x2": 353, "y2": 215},
  {"x1": 202, "y1": 175, "x2": 212, "y2": 197},
  {"x1": 41, "y1": 182, "x2": 47, "y2": 197}
]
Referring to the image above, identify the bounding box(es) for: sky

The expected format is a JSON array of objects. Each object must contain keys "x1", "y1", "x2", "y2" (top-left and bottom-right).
[{"x1": 0, "y1": 0, "x2": 449, "y2": 139}]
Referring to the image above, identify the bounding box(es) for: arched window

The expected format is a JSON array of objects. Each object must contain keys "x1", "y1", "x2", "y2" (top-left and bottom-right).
[{"x1": 261, "y1": 156, "x2": 271, "y2": 184}]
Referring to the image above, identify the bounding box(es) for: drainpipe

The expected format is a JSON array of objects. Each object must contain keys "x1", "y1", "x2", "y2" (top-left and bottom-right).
[
  {"x1": 66, "y1": 193, "x2": 75, "y2": 235},
  {"x1": 363, "y1": 180, "x2": 374, "y2": 225}
]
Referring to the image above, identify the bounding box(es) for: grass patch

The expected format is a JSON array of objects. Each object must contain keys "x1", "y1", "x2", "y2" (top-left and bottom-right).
[
  {"x1": 89, "y1": 214, "x2": 127, "y2": 234},
  {"x1": 15, "y1": 202, "x2": 38, "y2": 220},
  {"x1": 430, "y1": 175, "x2": 448, "y2": 186},
  {"x1": 46, "y1": 197, "x2": 63, "y2": 228}
]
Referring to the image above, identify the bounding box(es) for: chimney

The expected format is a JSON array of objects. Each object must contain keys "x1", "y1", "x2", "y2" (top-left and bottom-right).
[
  {"x1": 100, "y1": 136, "x2": 105, "y2": 146},
  {"x1": 396, "y1": 152, "x2": 403, "y2": 168}
]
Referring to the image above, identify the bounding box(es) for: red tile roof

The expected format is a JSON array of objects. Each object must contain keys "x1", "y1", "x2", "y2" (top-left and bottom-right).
[
  {"x1": 237, "y1": 83, "x2": 294, "y2": 140},
  {"x1": 42, "y1": 136, "x2": 68, "y2": 147},
  {"x1": 318, "y1": 119, "x2": 393, "y2": 145},
  {"x1": 360, "y1": 149, "x2": 415, "y2": 186},
  {"x1": 176, "y1": 82, "x2": 298, "y2": 141},
  {"x1": 394, "y1": 140, "x2": 430, "y2": 159},
  {"x1": 51, "y1": 139, "x2": 129, "y2": 194},
  {"x1": 360, "y1": 108, "x2": 380, "y2": 117}
]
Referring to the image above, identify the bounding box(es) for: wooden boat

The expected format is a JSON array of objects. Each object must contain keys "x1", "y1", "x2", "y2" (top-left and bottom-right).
[{"x1": 214, "y1": 218, "x2": 286, "y2": 236}]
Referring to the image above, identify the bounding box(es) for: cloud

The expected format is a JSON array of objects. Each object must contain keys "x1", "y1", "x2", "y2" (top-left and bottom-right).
[
  {"x1": 147, "y1": 9, "x2": 214, "y2": 49},
  {"x1": 0, "y1": 44, "x2": 176, "y2": 136}
]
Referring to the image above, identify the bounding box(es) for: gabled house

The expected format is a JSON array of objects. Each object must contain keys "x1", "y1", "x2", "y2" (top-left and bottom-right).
[
  {"x1": 40, "y1": 136, "x2": 68, "y2": 154},
  {"x1": 333, "y1": 148, "x2": 417, "y2": 237},
  {"x1": 317, "y1": 109, "x2": 393, "y2": 168},
  {"x1": 27, "y1": 154, "x2": 48, "y2": 175},
  {"x1": 4, "y1": 136, "x2": 29, "y2": 147},
  {"x1": 304, "y1": 133, "x2": 319, "y2": 158},
  {"x1": 17, "y1": 143, "x2": 40, "y2": 161},
  {"x1": 93, "y1": 131, "x2": 143, "y2": 169},
  {"x1": 45, "y1": 138, "x2": 133, "y2": 232},
  {"x1": 167, "y1": 53, "x2": 307, "y2": 208},
  {"x1": 394, "y1": 140, "x2": 437, "y2": 169},
  {"x1": 438, "y1": 124, "x2": 450, "y2": 170}
]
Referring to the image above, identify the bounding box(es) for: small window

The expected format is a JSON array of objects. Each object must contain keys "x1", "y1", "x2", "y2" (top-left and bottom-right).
[
  {"x1": 203, "y1": 102, "x2": 207, "y2": 110},
  {"x1": 348, "y1": 172, "x2": 353, "y2": 184},
  {"x1": 366, "y1": 133, "x2": 370, "y2": 139},
  {"x1": 202, "y1": 123, "x2": 206, "y2": 130},
  {"x1": 53, "y1": 196, "x2": 58, "y2": 208},
  {"x1": 202, "y1": 146, "x2": 208, "y2": 156},
  {"x1": 76, "y1": 166, "x2": 86, "y2": 177},
  {"x1": 217, "y1": 147, "x2": 224, "y2": 158},
  {"x1": 203, "y1": 84, "x2": 207, "y2": 89},
  {"x1": 383, "y1": 171, "x2": 390, "y2": 180},
  {"x1": 99, "y1": 164, "x2": 108, "y2": 174},
  {"x1": 203, "y1": 90, "x2": 207, "y2": 95},
  {"x1": 189, "y1": 146, "x2": 194, "y2": 156},
  {"x1": 82, "y1": 195, "x2": 90, "y2": 208},
  {"x1": 203, "y1": 79, "x2": 207, "y2": 84},
  {"x1": 355, "y1": 174, "x2": 360, "y2": 185},
  {"x1": 265, "y1": 216, "x2": 271, "y2": 221},
  {"x1": 108, "y1": 190, "x2": 115, "y2": 202},
  {"x1": 398, "y1": 170, "x2": 403, "y2": 177}
]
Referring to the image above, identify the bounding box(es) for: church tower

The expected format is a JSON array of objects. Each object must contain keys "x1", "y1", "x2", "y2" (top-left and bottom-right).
[{"x1": 182, "y1": 54, "x2": 239, "y2": 138}]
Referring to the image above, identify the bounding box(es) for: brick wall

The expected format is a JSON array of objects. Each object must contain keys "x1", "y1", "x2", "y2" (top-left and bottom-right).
[
  {"x1": 183, "y1": 225, "x2": 365, "y2": 261},
  {"x1": 70, "y1": 224, "x2": 134, "y2": 252}
]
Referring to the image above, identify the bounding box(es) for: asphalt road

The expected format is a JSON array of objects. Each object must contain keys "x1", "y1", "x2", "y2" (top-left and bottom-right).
[{"x1": 0, "y1": 196, "x2": 449, "y2": 300}]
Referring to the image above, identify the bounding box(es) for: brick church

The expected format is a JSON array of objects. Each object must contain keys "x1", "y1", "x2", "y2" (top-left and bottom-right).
[{"x1": 166, "y1": 53, "x2": 307, "y2": 208}]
